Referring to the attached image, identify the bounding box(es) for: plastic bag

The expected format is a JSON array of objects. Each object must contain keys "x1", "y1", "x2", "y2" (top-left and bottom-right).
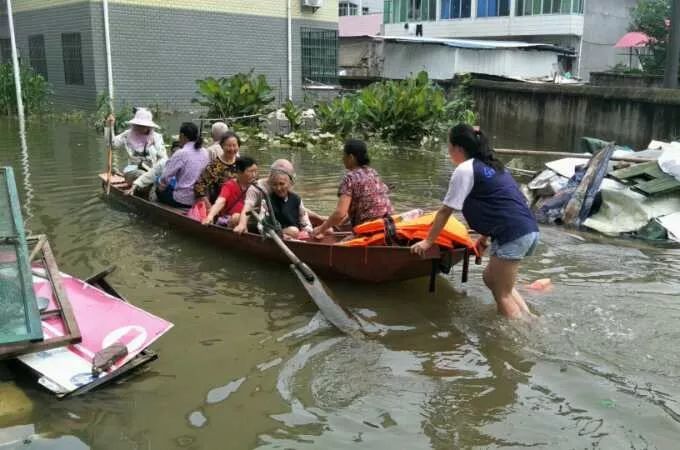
[
  {"x1": 186, "y1": 201, "x2": 208, "y2": 222},
  {"x1": 658, "y1": 143, "x2": 680, "y2": 181}
]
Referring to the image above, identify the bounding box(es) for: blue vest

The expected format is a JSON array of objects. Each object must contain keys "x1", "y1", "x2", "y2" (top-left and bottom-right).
[{"x1": 462, "y1": 159, "x2": 538, "y2": 245}]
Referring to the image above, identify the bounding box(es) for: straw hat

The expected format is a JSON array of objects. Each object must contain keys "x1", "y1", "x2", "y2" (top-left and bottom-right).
[{"x1": 127, "y1": 108, "x2": 159, "y2": 129}]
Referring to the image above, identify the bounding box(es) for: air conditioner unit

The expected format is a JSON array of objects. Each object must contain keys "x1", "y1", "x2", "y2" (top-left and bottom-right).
[{"x1": 302, "y1": 0, "x2": 323, "y2": 9}]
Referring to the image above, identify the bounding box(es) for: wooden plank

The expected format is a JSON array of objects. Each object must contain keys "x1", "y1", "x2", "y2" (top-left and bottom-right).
[
  {"x1": 494, "y1": 148, "x2": 655, "y2": 164},
  {"x1": 633, "y1": 176, "x2": 680, "y2": 195},
  {"x1": 66, "y1": 349, "x2": 158, "y2": 398},
  {"x1": 40, "y1": 240, "x2": 81, "y2": 342},
  {"x1": 610, "y1": 161, "x2": 660, "y2": 180}
]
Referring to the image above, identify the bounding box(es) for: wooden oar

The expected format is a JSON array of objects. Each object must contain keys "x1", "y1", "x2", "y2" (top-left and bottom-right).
[
  {"x1": 263, "y1": 228, "x2": 363, "y2": 336},
  {"x1": 250, "y1": 184, "x2": 363, "y2": 336}
]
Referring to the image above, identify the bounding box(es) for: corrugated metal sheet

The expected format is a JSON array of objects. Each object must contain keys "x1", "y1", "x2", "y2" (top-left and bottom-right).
[{"x1": 376, "y1": 35, "x2": 575, "y2": 54}]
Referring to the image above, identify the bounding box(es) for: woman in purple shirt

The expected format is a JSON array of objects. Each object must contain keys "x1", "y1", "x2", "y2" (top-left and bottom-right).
[
  {"x1": 411, "y1": 124, "x2": 539, "y2": 319},
  {"x1": 157, "y1": 122, "x2": 209, "y2": 208}
]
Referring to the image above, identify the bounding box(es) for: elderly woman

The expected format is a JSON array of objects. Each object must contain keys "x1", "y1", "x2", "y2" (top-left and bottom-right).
[
  {"x1": 206, "y1": 121, "x2": 230, "y2": 161},
  {"x1": 312, "y1": 139, "x2": 392, "y2": 237},
  {"x1": 156, "y1": 122, "x2": 209, "y2": 208},
  {"x1": 202, "y1": 156, "x2": 258, "y2": 227},
  {"x1": 194, "y1": 131, "x2": 241, "y2": 205},
  {"x1": 106, "y1": 108, "x2": 166, "y2": 186},
  {"x1": 233, "y1": 159, "x2": 312, "y2": 239}
]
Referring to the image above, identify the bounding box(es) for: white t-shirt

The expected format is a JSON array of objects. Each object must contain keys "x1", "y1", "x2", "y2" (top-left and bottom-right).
[{"x1": 443, "y1": 158, "x2": 475, "y2": 210}]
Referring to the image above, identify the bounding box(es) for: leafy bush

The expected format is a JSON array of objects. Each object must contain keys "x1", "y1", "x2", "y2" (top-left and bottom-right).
[
  {"x1": 316, "y1": 71, "x2": 477, "y2": 143},
  {"x1": 193, "y1": 71, "x2": 275, "y2": 121},
  {"x1": 0, "y1": 63, "x2": 51, "y2": 115},
  {"x1": 92, "y1": 92, "x2": 134, "y2": 134},
  {"x1": 281, "y1": 99, "x2": 303, "y2": 131}
]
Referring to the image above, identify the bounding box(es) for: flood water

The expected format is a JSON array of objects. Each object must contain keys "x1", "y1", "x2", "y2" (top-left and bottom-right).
[{"x1": 1, "y1": 117, "x2": 679, "y2": 449}]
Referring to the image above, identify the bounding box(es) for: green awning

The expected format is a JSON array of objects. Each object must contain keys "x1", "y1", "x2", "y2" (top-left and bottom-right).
[{"x1": 0, "y1": 167, "x2": 43, "y2": 345}]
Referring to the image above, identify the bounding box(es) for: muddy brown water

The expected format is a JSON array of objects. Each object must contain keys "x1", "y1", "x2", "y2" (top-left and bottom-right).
[{"x1": 0, "y1": 117, "x2": 679, "y2": 449}]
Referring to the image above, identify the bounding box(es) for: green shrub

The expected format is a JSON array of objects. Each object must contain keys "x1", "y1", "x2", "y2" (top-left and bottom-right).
[
  {"x1": 192, "y1": 71, "x2": 275, "y2": 121},
  {"x1": 281, "y1": 99, "x2": 303, "y2": 131},
  {"x1": 316, "y1": 71, "x2": 477, "y2": 143},
  {"x1": 92, "y1": 92, "x2": 134, "y2": 134},
  {"x1": 0, "y1": 63, "x2": 52, "y2": 115}
]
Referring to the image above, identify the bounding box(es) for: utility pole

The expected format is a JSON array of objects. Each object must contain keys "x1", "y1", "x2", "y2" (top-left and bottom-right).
[{"x1": 664, "y1": 0, "x2": 680, "y2": 88}]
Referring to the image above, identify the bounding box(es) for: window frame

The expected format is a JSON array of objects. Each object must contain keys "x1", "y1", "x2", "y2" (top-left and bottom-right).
[
  {"x1": 300, "y1": 27, "x2": 338, "y2": 85},
  {"x1": 61, "y1": 32, "x2": 84, "y2": 86},
  {"x1": 28, "y1": 34, "x2": 48, "y2": 81}
]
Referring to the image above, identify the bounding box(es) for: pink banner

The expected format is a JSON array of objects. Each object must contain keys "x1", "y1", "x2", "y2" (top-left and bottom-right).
[{"x1": 19, "y1": 271, "x2": 173, "y2": 394}]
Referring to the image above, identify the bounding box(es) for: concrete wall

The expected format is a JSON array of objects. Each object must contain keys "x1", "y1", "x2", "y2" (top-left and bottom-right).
[
  {"x1": 1, "y1": 0, "x2": 338, "y2": 111},
  {"x1": 578, "y1": 0, "x2": 637, "y2": 80},
  {"x1": 384, "y1": 12, "x2": 584, "y2": 39},
  {"x1": 382, "y1": 42, "x2": 559, "y2": 80},
  {"x1": 471, "y1": 79, "x2": 680, "y2": 151},
  {"x1": 589, "y1": 71, "x2": 667, "y2": 89}
]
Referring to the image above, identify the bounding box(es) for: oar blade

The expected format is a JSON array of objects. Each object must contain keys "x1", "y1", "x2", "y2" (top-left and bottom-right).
[{"x1": 289, "y1": 264, "x2": 363, "y2": 337}]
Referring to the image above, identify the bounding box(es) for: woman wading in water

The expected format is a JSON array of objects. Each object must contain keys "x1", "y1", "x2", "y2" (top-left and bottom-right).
[{"x1": 411, "y1": 124, "x2": 539, "y2": 319}]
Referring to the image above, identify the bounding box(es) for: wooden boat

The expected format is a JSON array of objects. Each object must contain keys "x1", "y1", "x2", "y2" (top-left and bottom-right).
[{"x1": 98, "y1": 174, "x2": 474, "y2": 284}]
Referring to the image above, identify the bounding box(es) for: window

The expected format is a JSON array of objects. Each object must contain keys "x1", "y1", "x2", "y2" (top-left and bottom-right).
[
  {"x1": 362, "y1": 6, "x2": 369, "y2": 14},
  {"x1": 516, "y1": 0, "x2": 582, "y2": 16},
  {"x1": 384, "y1": 0, "x2": 436, "y2": 23},
  {"x1": 61, "y1": 33, "x2": 83, "y2": 85},
  {"x1": 339, "y1": 1, "x2": 358, "y2": 16},
  {"x1": 0, "y1": 39, "x2": 12, "y2": 64},
  {"x1": 441, "y1": 0, "x2": 471, "y2": 20},
  {"x1": 385, "y1": 0, "x2": 392, "y2": 23},
  {"x1": 28, "y1": 35, "x2": 48, "y2": 80},
  {"x1": 301, "y1": 28, "x2": 338, "y2": 85},
  {"x1": 477, "y1": 0, "x2": 510, "y2": 17}
]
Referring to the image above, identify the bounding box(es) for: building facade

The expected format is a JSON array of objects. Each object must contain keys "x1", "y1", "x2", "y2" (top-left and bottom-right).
[
  {"x1": 382, "y1": 0, "x2": 637, "y2": 79},
  {"x1": 0, "y1": 0, "x2": 339, "y2": 111},
  {"x1": 339, "y1": 0, "x2": 383, "y2": 16}
]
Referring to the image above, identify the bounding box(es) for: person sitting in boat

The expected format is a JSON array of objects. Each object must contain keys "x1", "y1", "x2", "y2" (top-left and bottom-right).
[
  {"x1": 202, "y1": 156, "x2": 258, "y2": 227},
  {"x1": 206, "y1": 121, "x2": 230, "y2": 161},
  {"x1": 194, "y1": 131, "x2": 241, "y2": 206},
  {"x1": 233, "y1": 159, "x2": 313, "y2": 239},
  {"x1": 411, "y1": 124, "x2": 539, "y2": 320},
  {"x1": 312, "y1": 139, "x2": 393, "y2": 238},
  {"x1": 156, "y1": 122, "x2": 209, "y2": 208},
  {"x1": 106, "y1": 108, "x2": 167, "y2": 186}
]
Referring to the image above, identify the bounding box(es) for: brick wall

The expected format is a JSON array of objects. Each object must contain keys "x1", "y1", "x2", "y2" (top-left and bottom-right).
[{"x1": 101, "y1": 4, "x2": 336, "y2": 111}]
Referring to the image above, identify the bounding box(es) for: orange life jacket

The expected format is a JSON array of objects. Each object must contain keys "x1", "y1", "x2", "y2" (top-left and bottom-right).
[{"x1": 341, "y1": 212, "x2": 477, "y2": 254}]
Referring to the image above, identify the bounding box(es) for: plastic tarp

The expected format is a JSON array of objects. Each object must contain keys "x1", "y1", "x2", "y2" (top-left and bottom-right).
[
  {"x1": 657, "y1": 142, "x2": 680, "y2": 181},
  {"x1": 583, "y1": 179, "x2": 680, "y2": 235},
  {"x1": 657, "y1": 212, "x2": 680, "y2": 242}
]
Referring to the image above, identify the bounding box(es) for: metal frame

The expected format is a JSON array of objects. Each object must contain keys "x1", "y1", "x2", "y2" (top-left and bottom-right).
[
  {"x1": 0, "y1": 167, "x2": 43, "y2": 346},
  {"x1": 0, "y1": 235, "x2": 82, "y2": 359}
]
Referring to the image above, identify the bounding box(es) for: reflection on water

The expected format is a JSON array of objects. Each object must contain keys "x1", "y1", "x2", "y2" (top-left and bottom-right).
[{"x1": 0, "y1": 117, "x2": 679, "y2": 449}]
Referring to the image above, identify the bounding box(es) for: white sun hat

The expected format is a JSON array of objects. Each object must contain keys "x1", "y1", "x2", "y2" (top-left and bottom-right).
[{"x1": 127, "y1": 107, "x2": 159, "y2": 129}]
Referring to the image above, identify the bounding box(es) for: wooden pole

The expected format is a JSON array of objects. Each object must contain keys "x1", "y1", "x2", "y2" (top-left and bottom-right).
[
  {"x1": 6, "y1": 0, "x2": 24, "y2": 123},
  {"x1": 493, "y1": 148, "x2": 656, "y2": 164},
  {"x1": 103, "y1": 0, "x2": 115, "y2": 194}
]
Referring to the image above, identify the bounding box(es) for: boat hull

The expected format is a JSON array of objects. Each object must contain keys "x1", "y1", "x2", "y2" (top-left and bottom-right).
[{"x1": 100, "y1": 177, "x2": 471, "y2": 283}]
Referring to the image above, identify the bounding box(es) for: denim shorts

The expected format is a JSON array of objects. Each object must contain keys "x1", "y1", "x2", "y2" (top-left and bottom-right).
[{"x1": 489, "y1": 231, "x2": 540, "y2": 261}]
